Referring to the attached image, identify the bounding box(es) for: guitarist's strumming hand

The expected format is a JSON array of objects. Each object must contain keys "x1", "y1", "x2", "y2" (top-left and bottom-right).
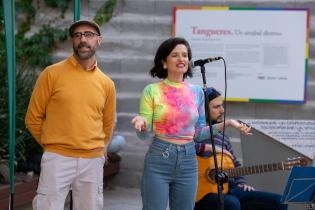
[
  {"x1": 237, "y1": 183, "x2": 255, "y2": 192},
  {"x1": 131, "y1": 115, "x2": 148, "y2": 132}
]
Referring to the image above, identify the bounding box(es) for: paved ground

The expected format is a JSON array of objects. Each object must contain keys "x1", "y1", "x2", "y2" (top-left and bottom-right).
[
  {"x1": 15, "y1": 187, "x2": 142, "y2": 210},
  {"x1": 13, "y1": 185, "x2": 305, "y2": 210},
  {"x1": 103, "y1": 187, "x2": 142, "y2": 210}
]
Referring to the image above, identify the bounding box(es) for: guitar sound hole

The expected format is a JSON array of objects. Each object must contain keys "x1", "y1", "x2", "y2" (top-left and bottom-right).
[{"x1": 206, "y1": 169, "x2": 216, "y2": 182}]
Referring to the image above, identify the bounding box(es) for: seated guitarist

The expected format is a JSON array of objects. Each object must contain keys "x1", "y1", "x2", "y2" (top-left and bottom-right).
[{"x1": 194, "y1": 87, "x2": 288, "y2": 210}]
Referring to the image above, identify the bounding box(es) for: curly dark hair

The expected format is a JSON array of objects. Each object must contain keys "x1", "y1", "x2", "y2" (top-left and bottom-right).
[{"x1": 150, "y1": 37, "x2": 193, "y2": 79}]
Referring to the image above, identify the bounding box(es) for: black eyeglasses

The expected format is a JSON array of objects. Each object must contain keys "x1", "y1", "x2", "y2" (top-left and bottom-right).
[{"x1": 72, "y1": 31, "x2": 100, "y2": 39}]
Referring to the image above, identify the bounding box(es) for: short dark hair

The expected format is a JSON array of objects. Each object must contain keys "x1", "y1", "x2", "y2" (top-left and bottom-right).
[
  {"x1": 150, "y1": 37, "x2": 193, "y2": 79},
  {"x1": 69, "y1": 20, "x2": 101, "y2": 37},
  {"x1": 207, "y1": 87, "x2": 221, "y2": 102}
]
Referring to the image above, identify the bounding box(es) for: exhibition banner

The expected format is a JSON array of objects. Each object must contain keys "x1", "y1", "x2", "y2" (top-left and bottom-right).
[{"x1": 173, "y1": 7, "x2": 309, "y2": 103}]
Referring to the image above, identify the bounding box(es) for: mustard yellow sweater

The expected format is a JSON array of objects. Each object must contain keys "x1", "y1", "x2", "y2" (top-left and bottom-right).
[{"x1": 25, "y1": 55, "x2": 116, "y2": 158}]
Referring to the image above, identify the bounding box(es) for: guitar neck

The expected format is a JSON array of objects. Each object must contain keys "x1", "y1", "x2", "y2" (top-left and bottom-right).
[{"x1": 226, "y1": 162, "x2": 285, "y2": 178}]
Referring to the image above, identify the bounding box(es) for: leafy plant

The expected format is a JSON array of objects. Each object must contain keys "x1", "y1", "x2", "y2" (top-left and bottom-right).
[
  {"x1": 44, "y1": 0, "x2": 70, "y2": 17},
  {"x1": 15, "y1": 0, "x2": 36, "y2": 34},
  {"x1": 0, "y1": 68, "x2": 35, "y2": 161},
  {"x1": 94, "y1": 0, "x2": 117, "y2": 25},
  {"x1": 17, "y1": 25, "x2": 68, "y2": 68}
]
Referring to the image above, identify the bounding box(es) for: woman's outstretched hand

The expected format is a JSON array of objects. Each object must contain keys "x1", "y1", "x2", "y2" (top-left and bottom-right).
[{"x1": 131, "y1": 115, "x2": 148, "y2": 132}]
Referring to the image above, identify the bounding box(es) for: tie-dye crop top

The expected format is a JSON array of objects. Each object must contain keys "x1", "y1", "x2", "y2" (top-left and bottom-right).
[{"x1": 138, "y1": 79, "x2": 216, "y2": 141}]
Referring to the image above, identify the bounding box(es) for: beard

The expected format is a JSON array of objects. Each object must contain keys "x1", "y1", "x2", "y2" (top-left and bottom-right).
[
  {"x1": 211, "y1": 114, "x2": 223, "y2": 124},
  {"x1": 73, "y1": 42, "x2": 96, "y2": 60}
]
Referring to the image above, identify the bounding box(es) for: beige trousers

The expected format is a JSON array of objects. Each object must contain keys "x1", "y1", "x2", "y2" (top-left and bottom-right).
[{"x1": 33, "y1": 152, "x2": 105, "y2": 210}]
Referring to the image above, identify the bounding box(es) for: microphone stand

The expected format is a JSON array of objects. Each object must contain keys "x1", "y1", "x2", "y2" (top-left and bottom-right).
[{"x1": 199, "y1": 63, "x2": 225, "y2": 210}]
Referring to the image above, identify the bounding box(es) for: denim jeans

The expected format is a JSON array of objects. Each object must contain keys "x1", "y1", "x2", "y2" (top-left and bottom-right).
[
  {"x1": 141, "y1": 137, "x2": 198, "y2": 210},
  {"x1": 194, "y1": 186, "x2": 288, "y2": 210},
  {"x1": 107, "y1": 135, "x2": 125, "y2": 153}
]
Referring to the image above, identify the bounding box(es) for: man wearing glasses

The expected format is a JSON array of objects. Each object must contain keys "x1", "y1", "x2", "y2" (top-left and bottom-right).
[{"x1": 25, "y1": 20, "x2": 116, "y2": 210}]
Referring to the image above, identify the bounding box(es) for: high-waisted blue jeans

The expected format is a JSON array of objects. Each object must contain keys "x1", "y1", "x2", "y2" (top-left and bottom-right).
[{"x1": 141, "y1": 137, "x2": 198, "y2": 210}]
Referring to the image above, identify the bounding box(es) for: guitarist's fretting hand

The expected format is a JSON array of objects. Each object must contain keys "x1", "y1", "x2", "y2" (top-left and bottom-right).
[
  {"x1": 237, "y1": 183, "x2": 255, "y2": 192},
  {"x1": 227, "y1": 119, "x2": 252, "y2": 135}
]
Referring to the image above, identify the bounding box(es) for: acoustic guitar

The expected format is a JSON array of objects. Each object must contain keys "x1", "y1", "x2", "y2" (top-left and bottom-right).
[{"x1": 196, "y1": 153, "x2": 307, "y2": 202}]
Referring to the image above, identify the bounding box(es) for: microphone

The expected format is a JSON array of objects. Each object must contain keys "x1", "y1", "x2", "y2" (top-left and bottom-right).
[{"x1": 190, "y1": 57, "x2": 222, "y2": 68}]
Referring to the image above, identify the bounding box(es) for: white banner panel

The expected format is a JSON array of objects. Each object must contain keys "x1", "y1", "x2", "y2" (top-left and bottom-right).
[
  {"x1": 242, "y1": 119, "x2": 315, "y2": 159},
  {"x1": 173, "y1": 7, "x2": 309, "y2": 103}
]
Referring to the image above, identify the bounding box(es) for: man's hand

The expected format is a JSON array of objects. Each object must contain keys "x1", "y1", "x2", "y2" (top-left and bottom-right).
[
  {"x1": 131, "y1": 115, "x2": 147, "y2": 132},
  {"x1": 237, "y1": 183, "x2": 255, "y2": 191},
  {"x1": 227, "y1": 119, "x2": 252, "y2": 135}
]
